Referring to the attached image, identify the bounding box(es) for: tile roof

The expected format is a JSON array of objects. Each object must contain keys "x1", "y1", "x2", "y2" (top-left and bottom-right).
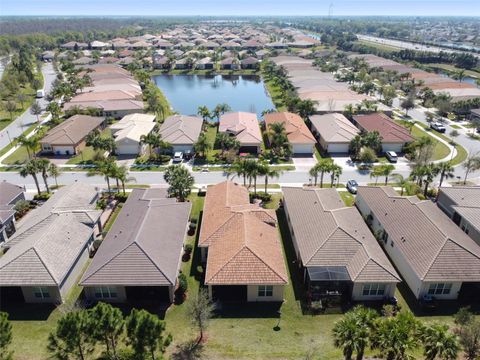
[
  {"x1": 357, "y1": 186, "x2": 480, "y2": 282},
  {"x1": 41, "y1": 115, "x2": 105, "y2": 146},
  {"x1": 110, "y1": 113, "x2": 156, "y2": 143},
  {"x1": 0, "y1": 181, "x2": 23, "y2": 205},
  {"x1": 264, "y1": 112, "x2": 316, "y2": 144},
  {"x1": 159, "y1": 115, "x2": 203, "y2": 145},
  {"x1": 310, "y1": 113, "x2": 360, "y2": 143},
  {"x1": 81, "y1": 188, "x2": 191, "y2": 286},
  {"x1": 200, "y1": 181, "x2": 288, "y2": 285},
  {"x1": 0, "y1": 183, "x2": 101, "y2": 286},
  {"x1": 219, "y1": 112, "x2": 262, "y2": 144},
  {"x1": 438, "y1": 186, "x2": 480, "y2": 230},
  {"x1": 353, "y1": 113, "x2": 414, "y2": 143},
  {"x1": 283, "y1": 187, "x2": 400, "y2": 283}
]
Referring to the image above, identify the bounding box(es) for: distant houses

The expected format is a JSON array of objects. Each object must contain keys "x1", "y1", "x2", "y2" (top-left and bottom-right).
[
  {"x1": 80, "y1": 188, "x2": 191, "y2": 303},
  {"x1": 0, "y1": 183, "x2": 102, "y2": 303},
  {"x1": 40, "y1": 115, "x2": 106, "y2": 156},
  {"x1": 356, "y1": 186, "x2": 480, "y2": 301}
]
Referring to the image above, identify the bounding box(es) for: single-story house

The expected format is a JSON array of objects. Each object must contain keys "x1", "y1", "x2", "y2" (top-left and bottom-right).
[
  {"x1": 470, "y1": 108, "x2": 480, "y2": 122},
  {"x1": 0, "y1": 183, "x2": 102, "y2": 304},
  {"x1": 437, "y1": 186, "x2": 480, "y2": 246},
  {"x1": 159, "y1": 115, "x2": 203, "y2": 154},
  {"x1": 310, "y1": 113, "x2": 360, "y2": 154},
  {"x1": 352, "y1": 113, "x2": 414, "y2": 153},
  {"x1": 41, "y1": 51, "x2": 55, "y2": 61},
  {"x1": 264, "y1": 112, "x2": 316, "y2": 155},
  {"x1": 356, "y1": 186, "x2": 480, "y2": 301},
  {"x1": 63, "y1": 100, "x2": 145, "y2": 119},
  {"x1": 110, "y1": 113, "x2": 156, "y2": 155},
  {"x1": 153, "y1": 56, "x2": 170, "y2": 69},
  {"x1": 61, "y1": 41, "x2": 88, "y2": 50},
  {"x1": 240, "y1": 57, "x2": 260, "y2": 69},
  {"x1": 196, "y1": 57, "x2": 214, "y2": 70},
  {"x1": 199, "y1": 181, "x2": 288, "y2": 302},
  {"x1": 219, "y1": 112, "x2": 263, "y2": 154},
  {"x1": 283, "y1": 187, "x2": 400, "y2": 302},
  {"x1": 220, "y1": 57, "x2": 240, "y2": 70},
  {"x1": 0, "y1": 182, "x2": 25, "y2": 243},
  {"x1": 40, "y1": 115, "x2": 106, "y2": 156},
  {"x1": 174, "y1": 58, "x2": 194, "y2": 70},
  {"x1": 80, "y1": 188, "x2": 191, "y2": 303}
]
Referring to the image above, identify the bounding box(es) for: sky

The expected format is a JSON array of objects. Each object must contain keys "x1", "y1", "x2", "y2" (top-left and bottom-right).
[{"x1": 1, "y1": 0, "x2": 479, "y2": 16}]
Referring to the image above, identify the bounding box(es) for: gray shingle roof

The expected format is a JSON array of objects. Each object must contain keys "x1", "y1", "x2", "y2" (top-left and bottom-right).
[
  {"x1": 0, "y1": 181, "x2": 23, "y2": 205},
  {"x1": 357, "y1": 186, "x2": 480, "y2": 282},
  {"x1": 80, "y1": 188, "x2": 191, "y2": 286},
  {"x1": 283, "y1": 187, "x2": 400, "y2": 283},
  {"x1": 0, "y1": 183, "x2": 101, "y2": 286}
]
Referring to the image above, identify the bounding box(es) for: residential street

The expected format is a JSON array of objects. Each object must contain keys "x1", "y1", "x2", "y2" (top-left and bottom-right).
[{"x1": 0, "y1": 62, "x2": 56, "y2": 149}]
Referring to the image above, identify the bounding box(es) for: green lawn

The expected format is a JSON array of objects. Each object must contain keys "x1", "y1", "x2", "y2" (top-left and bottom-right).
[
  {"x1": 356, "y1": 39, "x2": 401, "y2": 53},
  {"x1": 66, "y1": 128, "x2": 112, "y2": 165},
  {"x1": 263, "y1": 77, "x2": 287, "y2": 111},
  {"x1": 450, "y1": 124, "x2": 462, "y2": 129},
  {"x1": 338, "y1": 191, "x2": 355, "y2": 207}
]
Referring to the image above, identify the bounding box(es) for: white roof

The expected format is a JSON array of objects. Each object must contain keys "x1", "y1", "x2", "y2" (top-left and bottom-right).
[{"x1": 111, "y1": 113, "x2": 156, "y2": 143}]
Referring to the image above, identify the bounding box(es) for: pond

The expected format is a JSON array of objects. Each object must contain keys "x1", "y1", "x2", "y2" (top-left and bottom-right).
[{"x1": 152, "y1": 74, "x2": 275, "y2": 118}]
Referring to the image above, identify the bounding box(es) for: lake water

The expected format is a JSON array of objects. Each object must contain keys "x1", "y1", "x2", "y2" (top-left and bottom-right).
[{"x1": 152, "y1": 74, "x2": 275, "y2": 118}]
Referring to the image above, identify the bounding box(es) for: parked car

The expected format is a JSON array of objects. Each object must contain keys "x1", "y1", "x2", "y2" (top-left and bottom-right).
[
  {"x1": 385, "y1": 151, "x2": 398, "y2": 163},
  {"x1": 173, "y1": 152, "x2": 184, "y2": 163},
  {"x1": 346, "y1": 179, "x2": 358, "y2": 194},
  {"x1": 36, "y1": 89, "x2": 45, "y2": 98},
  {"x1": 430, "y1": 122, "x2": 446, "y2": 133}
]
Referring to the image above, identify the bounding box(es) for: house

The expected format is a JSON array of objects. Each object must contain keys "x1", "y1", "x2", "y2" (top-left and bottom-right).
[
  {"x1": 159, "y1": 115, "x2": 203, "y2": 154},
  {"x1": 174, "y1": 58, "x2": 194, "y2": 70},
  {"x1": 352, "y1": 113, "x2": 414, "y2": 153},
  {"x1": 199, "y1": 181, "x2": 288, "y2": 302},
  {"x1": 220, "y1": 57, "x2": 240, "y2": 70},
  {"x1": 41, "y1": 51, "x2": 55, "y2": 62},
  {"x1": 61, "y1": 41, "x2": 88, "y2": 50},
  {"x1": 240, "y1": 57, "x2": 260, "y2": 69},
  {"x1": 283, "y1": 187, "x2": 400, "y2": 302},
  {"x1": 219, "y1": 112, "x2": 263, "y2": 154},
  {"x1": 310, "y1": 113, "x2": 360, "y2": 154},
  {"x1": 0, "y1": 183, "x2": 102, "y2": 304},
  {"x1": 64, "y1": 100, "x2": 145, "y2": 119},
  {"x1": 0, "y1": 182, "x2": 25, "y2": 243},
  {"x1": 80, "y1": 188, "x2": 191, "y2": 303},
  {"x1": 196, "y1": 57, "x2": 214, "y2": 70},
  {"x1": 470, "y1": 108, "x2": 480, "y2": 122},
  {"x1": 40, "y1": 115, "x2": 106, "y2": 156},
  {"x1": 437, "y1": 186, "x2": 480, "y2": 246},
  {"x1": 264, "y1": 112, "x2": 316, "y2": 154},
  {"x1": 110, "y1": 113, "x2": 156, "y2": 155},
  {"x1": 356, "y1": 186, "x2": 480, "y2": 301}
]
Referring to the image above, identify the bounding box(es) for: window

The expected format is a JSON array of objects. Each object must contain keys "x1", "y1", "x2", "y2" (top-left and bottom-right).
[
  {"x1": 34, "y1": 287, "x2": 50, "y2": 299},
  {"x1": 258, "y1": 285, "x2": 273, "y2": 297},
  {"x1": 390, "y1": 240, "x2": 394, "y2": 247},
  {"x1": 428, "y1": 283, "x2": 452, "y2": 295},
  {"x1": 94, "y1": 286, "x2": 118, "y2": 299},
  {"x1": 362, "y1": 283, "x2": 386, "y2": 296},
  {"x1": 382, "y1": 230, "x2": 388, "y2": 244}
]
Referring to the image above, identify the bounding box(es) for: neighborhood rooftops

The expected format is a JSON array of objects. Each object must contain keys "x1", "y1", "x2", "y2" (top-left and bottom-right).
[
  {"x1": 357, "y1": 186, "x2": 480, "y2": 282},
  {"x1": 0, "y1": 183, "x2": 101, "y2": 286},
  {"x1": 283, "y1": 187, "x2": 400, "y2": 283},
  {"x1": 40, "y1": 115, "x2": 105, "y2": 146},
  {"x1": 219, "y1": 112, "x2": 262, "y2": 144},
  {"x1": 200, "y1": 181, "x2": 288, "y2": 285},
  {"x1": 81, "y1": 188, "x2": 191, "y2": 287},
  {"x1": 264, "y1": 112, "x2": 316, "y2": 144},
  {"x1": 159, "y1": 115, "x2": 203, "y2": 144},
  {"x1": 352, "y1": 113, "x2": 414, "y2": 143}
]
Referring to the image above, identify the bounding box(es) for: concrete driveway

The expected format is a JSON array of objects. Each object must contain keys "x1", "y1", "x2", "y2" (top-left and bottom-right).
[{"x1": 292, "y1": 155, "x2": 317, "y2": 170}]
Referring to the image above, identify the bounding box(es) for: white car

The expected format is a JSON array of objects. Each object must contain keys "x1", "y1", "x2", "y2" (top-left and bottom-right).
[
  {"x1": 172, "y1": 152, "x2": 183, "y2": 163},
  {"x1": 386, "y1": 151, "x2": 398, "y2": 163}
]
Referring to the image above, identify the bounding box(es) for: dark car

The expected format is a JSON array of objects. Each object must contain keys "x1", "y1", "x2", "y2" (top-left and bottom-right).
[{"x1": 346, "y1": 179, "x2": 358, "y2": 194}]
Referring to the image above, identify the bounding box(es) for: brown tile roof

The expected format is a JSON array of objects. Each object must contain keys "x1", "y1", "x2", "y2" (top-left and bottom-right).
[
  {"x1": 201, "y1": 181, "x2": 288, "y2": 286},
  {"x1": 81, "y1": 188, "x2": 191, "y2": 286},
  {"x1": 353, "y1": 113, "x2": 414, "y2": 143},
  {"x1": 41, "y1": 115, "x2": 105, "y2": 146},
  {"x1": 357, "y1": 186, "x2": 480, "y2": 282},
  {"x1": 264, "y1": 112, "x2": 316, "y2": 144},
  {"x1": 283, "y1": 187, "x2": 400, "y2": 283}
]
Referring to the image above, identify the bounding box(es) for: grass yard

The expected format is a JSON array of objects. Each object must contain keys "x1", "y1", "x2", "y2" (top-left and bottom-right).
[
  {"x1": 450, "y1": 124, "x2": 462, "y2": 129},
  {"x1": 356, "y1": 39, "x2": 401, "y2": 53},
  {"x1": 338, "y1": 191, "x2": 355, "y2": 207},
  {"x1": 263, "y1": 77, "x2": 287, "y2": 111},
  {"x1": 66, "y1": 128, "x2": 112, "y2": 165}
]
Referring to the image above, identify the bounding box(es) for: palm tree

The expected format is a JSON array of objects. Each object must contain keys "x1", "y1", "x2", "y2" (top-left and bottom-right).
[
  {"x1": 268, "y1": 122, "x2": 291, "y2": 157},
  {"x1": 19, "y1": 159, "x2": 41, "y2": 196},
  {"x1": 381, "y1": 164, "x2": 395, "y2": 185},
  {"x1": 370, "y1": 165, "x2": 383, "y2": 185},
  {"x1": 349, "y1": 135, "x2": 363, "y2": 159},
  {"x1": 257, "y1": 162, "x2": 282, "y2": 193},
  {"x1": 421, "y1": 163, "x2": 440, "y2": 197},
  {"x1": 193, "y1": 132, "x2": 212, "y2": 158},
  {"x1": 330, "y1": 164, "x2": 342, "y2": 188},
  {"x1": 297, "y1": 99, "x2": 317, "y2": 120},
  {"x1": 437, "y1": 161, "x2": 455, "y2": 188},
  {"x1": 230, "y1": 159, "x2": 249, "y2": 186},
  {"x1": 48, "y1": 163, "x2": 60, "y2": 188},
  {"x1": 392, "y1": 174, "x2": 408, "y2": 196},
  {"x1": 455, "y1": 69, "x2": 466, "y2": 83},
  {"x1": 115, "y1": 165, "x2": 136, "y2": 195},
  {"x1": 37, "y1": 158, "x2": 51, "y2": 193},
  {"x1": 140, "y1": 132, "x2": 161, "y2": 158},
  {"x1": 309, "y1": 163, "x2": 320, "y2": 186},
  {"x1": 420, "y1": 323, "x2": 460, "y2": 360},
  {"x1": 317, "y1": 158, "x2": 334, "y2": 188},
  {"x1": 16, "y1": 134, "x2": 39, "y2": 159},
  {"x1": 197, "y1": 106, "x2": 211, "y2": 121},
  {"x1": 462, "y1": 153, "x2": 480, "y2": 185},
  {"x1": 88, "y1": 158, "x2": 116, "y2": 193}
]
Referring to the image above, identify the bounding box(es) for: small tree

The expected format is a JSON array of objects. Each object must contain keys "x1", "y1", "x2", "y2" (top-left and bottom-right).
[
  {"x1": 359, "y1": 147, "x2": 377, "y2": 165},
  {"x1": 0, "y1": 312, "x2": 13, "y2": 360},
  {"x1": 126, "y1": 309, "x2": 172, "y2": 360},
  {"x1": 187, "y1": 289, "x2": 215, "y2": 344},
  {"x1": 48, "y1": 163, "x2": 60, "y2": 187},
  {"x1": 17, "y1": 93, "x2": 28, "y2": 108},
  {"x1": 89, "y1": 302, "x2": 124, "y2": 359},
  {"x1": 420, "y1": 323, "x2": 460, "y2": 360},
  {"x1": 48, "y1": 310, "x2": 94, "y2": 360},
  {"x1": 4, "y1": 101, "x2": 17, "y2": 121},
  {"x1": 164, "y1": 165, "x2": 195, "y2": 201},
  {"x1": 193, "y1": 132, "x2": 212, "y2": 158},
  {"x1": 457, "y1": 319, "x2": 480, "y2": 360},
  {"x1": 462, "y1": 153, "x2": 480, "y2": 185},
  {"x1": 30, "y1": 101, "x2": 42, "y2": 124},
  {"x1": 400, "y1": 96, "x2": 415, "y2": 116}
]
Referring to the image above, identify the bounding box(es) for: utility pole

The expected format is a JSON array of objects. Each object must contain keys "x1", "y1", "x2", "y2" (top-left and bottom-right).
[{"x1": 328, "y1": 3, "x2": 334, "y2": 17}]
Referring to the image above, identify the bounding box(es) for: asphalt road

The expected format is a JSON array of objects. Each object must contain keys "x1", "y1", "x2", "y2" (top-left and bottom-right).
[{"x1": 0, "y1": 63, "x2": 56, "y2": 149}]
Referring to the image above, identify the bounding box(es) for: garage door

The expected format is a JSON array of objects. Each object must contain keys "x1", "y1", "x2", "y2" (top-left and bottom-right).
[
  {"x1": 239, "y1": 146, "x2": 258, "y2": 154},
  {"x1": 327, "y1": 143, "x2": 349, "y2": 154},
  {"x1": 116, "y1": 144, "x2": 140, "y2": 155},
  {"x1": 292, "y1": 144, "x2": 313, "y2": 154},
  {"x1": 212, "y1": 285, "x2": 247, "y2": 302},
  {"x1": 382, "y1": 143, "x2": 403, "y2": 153}
]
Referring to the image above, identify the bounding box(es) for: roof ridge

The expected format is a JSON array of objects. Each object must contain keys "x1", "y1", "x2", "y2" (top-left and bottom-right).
[
  {"x1": 135, "y1": 242, "x2": 173, "y2": 284},
  {"x1": 243, "y1": 246, "x2": 288, "y2": 283},
  {"x1": 32, "y1": 247, "x2": 59, "y2": 285},
  {"x1": 305, "y1": 225, "x2": 340, "y2": 265},
  {"x1": 367, "y1": 258, "x2": 401, "y2": 281}
]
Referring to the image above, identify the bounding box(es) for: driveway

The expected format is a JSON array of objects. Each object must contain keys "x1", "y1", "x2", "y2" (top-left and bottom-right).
[{"x1": 292, "y1": 155, "x2": 317, "y2": 170}]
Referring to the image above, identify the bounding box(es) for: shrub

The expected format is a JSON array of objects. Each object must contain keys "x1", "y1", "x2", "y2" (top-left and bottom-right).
[
  {"x1": 114, "y1": 193, "x2": 128, "y2": 203},
  {"x1": 249, "y1": 192, "x2": 272, "y2": 203},
  {"x1": 178, "y1": 273, "x2": 188, "y2": 295},
  {"x1": 97, "y1": 198, "x2": 107, "y2": 210},
  {"x1": 33, "y1": 192, "x2": 51, "y2": 201},
  {"x1": 184, "y1": 244, "x2": 193, "y2": 255}
]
